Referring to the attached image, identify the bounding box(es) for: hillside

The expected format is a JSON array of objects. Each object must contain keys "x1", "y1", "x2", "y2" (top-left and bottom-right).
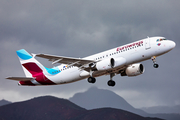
[
  {"x1": 69, "y1": 87, "x2": 180, "y2": 120},
  {"x1": 0, "y1": 96, "x2": 162, "y2": 120},
  {"x1": 0, "y1": 99, "x2": 11, "y2": 106},
  {"x1": 0, "y1": 96, "x2": 85, "y2": 120},
  {"x1": 69, "y1": 87, "x2": 147, "y2": 116}
]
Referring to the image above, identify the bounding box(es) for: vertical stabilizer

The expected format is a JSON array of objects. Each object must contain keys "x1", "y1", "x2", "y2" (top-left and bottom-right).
[{"x1": 16, "y1": 49, "x2": 45, "y2": 77}]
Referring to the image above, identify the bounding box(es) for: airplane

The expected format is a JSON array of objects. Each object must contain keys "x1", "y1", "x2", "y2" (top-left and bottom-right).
[{"x1": 6, "y1": 36, "x2": 176, "y2": 86}]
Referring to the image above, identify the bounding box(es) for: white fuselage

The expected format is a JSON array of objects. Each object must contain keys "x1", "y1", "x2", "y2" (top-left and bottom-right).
[{"x1": 41, "y1": 37, "x2": 175, "y2": 85}]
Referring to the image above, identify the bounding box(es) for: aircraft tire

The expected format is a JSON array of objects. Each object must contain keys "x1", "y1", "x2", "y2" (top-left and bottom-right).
[
  {"x1": 87, "y1": 77, "x2": 96, "y2": 83},
  {"x1": 107, "y1": 80, "x2": 115, "y2": 86},
  {"x1": 153, "y1": 64, "x2": 159, "y2": 68}
]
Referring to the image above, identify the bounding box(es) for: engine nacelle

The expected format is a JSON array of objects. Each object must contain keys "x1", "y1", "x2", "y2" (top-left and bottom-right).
[
  {"x1": 96, "y1": 57, "x2": 126, "y2": 71},
  {"x1": 112, "y1": 57, "x2": 126, "y2": 68},
  {"x1": 121, "y1": 63, "x2": 145, "y2": 77}
]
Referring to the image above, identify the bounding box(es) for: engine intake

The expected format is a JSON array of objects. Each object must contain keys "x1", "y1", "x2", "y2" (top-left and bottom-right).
[{"x1": 121, "y1": 63, "x2": 145, "y2": 77}]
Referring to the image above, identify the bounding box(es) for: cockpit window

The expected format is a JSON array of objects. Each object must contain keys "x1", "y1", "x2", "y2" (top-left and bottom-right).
[{"x1": 157, "y1": 38, "x2": 167, "y2": 42}]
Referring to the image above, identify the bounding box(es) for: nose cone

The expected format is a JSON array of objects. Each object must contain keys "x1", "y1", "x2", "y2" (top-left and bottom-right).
[{"x1": 170, "y1": 41, "x2": 176, "y2": 49}]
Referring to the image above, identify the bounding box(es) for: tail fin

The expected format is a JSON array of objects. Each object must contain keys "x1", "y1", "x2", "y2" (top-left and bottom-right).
[
  {"x1": 16, "y1": 49, "x2": 46, "y2": 77},
  {"x1": 7, "y1": 49, "x2": 56, "y2": 86}
]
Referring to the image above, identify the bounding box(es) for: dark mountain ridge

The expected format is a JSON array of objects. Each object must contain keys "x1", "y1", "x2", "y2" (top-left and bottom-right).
[
  {"x1": 69, "y1": 87, "x2": 147, "y2": 116},
  {"x1": 0, "y1": 96, "x2": 162, "y2": 120},
  {"x1": 0, "y1": 96, "x2": 86, "y2": 120},
  {"x1": 0, "y1": 99, "x2": 11, "y2": 106},
  {"x1": 69, "y1": 87, "x2": 180, "y2": 120}
]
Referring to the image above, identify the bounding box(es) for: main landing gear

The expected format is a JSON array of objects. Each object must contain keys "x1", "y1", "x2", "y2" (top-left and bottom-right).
[
  {"x1": 107, "y1": 73, "x2": 116, "y2": 87},
  {"x1": 87, "y1": 73, "x2": 116, "y2": 87},
  {"x1": 87, "y1": 77, "x2": 96, "y2": 83},
  {"x1": 107, "y1": 80, "x2": 115, "y2": 87},
  {"x1": 87, "y1": 69, "x2": 96, "y2": 83},
  {"x1": 151, "y1": 56, "x2": 159, "y2": 68}
]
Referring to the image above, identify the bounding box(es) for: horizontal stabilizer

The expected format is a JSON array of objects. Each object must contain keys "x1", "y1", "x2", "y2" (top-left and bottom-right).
[{"x1": 6, "y1": 77, "x2": 35, "y2": 81}]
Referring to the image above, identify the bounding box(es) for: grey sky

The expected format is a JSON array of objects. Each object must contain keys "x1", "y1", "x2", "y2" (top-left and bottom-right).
[{"x1": 0, "y1": 0, "x2": 180, "y2": 108}]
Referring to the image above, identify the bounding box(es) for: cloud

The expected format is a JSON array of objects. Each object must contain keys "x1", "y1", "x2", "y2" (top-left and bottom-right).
[{"x1": 0, "y1": 0, "x2": 180, "y2": 108}]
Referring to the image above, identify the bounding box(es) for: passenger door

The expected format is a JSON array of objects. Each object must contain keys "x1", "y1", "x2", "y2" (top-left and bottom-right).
[{"x1": 145, "y1": 37, "x2": 151, "y2": 49}]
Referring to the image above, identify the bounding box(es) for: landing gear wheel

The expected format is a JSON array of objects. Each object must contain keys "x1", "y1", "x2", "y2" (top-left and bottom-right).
[
  {"x1": 107, "y1": 80, "x2": 116, "y2": 87},
  {"x1": 87, "y1": 77, "x2": 96, "y2": 83},
  {"x1": 153, "y1": 64, "x2": 159, "y2": 68}
]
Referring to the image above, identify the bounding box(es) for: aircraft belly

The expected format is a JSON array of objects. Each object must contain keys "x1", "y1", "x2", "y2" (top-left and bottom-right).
[{"x1": 93, "y1": 71, "x2": 107, "y2": 77}]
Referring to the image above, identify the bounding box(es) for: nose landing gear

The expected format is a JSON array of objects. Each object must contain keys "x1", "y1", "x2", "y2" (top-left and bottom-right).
[
  {"x1": 151, "y1": 56, "x2": 159, "y2": 68},
  {"x1": 153, "y1": 64, "x2": 159, "y2": 68}
]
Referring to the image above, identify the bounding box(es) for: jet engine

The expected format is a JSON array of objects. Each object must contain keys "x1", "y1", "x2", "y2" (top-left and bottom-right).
[
  {"x1": 96, "y1": 57, "x2": 126, "y2": 71},
  {"x1": 121, "y1": 63, "x2": 145, "y2": 77}
]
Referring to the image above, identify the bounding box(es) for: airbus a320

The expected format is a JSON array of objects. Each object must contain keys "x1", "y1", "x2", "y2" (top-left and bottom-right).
[{"x1": 6, "y1": 37, "x2": 176, "y2": 87}]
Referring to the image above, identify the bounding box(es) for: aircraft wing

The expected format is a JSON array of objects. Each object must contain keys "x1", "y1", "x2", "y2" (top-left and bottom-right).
[
  {"x1": 6, "y1": 77, "x2": 35, "y2": 81},
  {"x1": 36, "y1": 53, "x2": 95, "y2": 68}
]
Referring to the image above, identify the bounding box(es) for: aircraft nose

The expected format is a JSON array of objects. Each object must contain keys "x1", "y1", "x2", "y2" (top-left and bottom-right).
[{"x1": 170, "y1": 41, "x2": 176, "y2": 49}]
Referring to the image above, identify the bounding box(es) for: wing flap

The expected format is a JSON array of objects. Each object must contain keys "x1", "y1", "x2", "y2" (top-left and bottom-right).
[{"x1": 6, "y1": 77, "x2": 35, "y2": 81}]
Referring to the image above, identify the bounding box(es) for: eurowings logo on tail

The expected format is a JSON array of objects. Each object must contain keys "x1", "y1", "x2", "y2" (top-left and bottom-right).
[
  {"x1": 16, "y1": 49, "x2": 33, "y2": 60},
  {"x1": 16, "y1": 49, "x2": 56, "y2": 85}
]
